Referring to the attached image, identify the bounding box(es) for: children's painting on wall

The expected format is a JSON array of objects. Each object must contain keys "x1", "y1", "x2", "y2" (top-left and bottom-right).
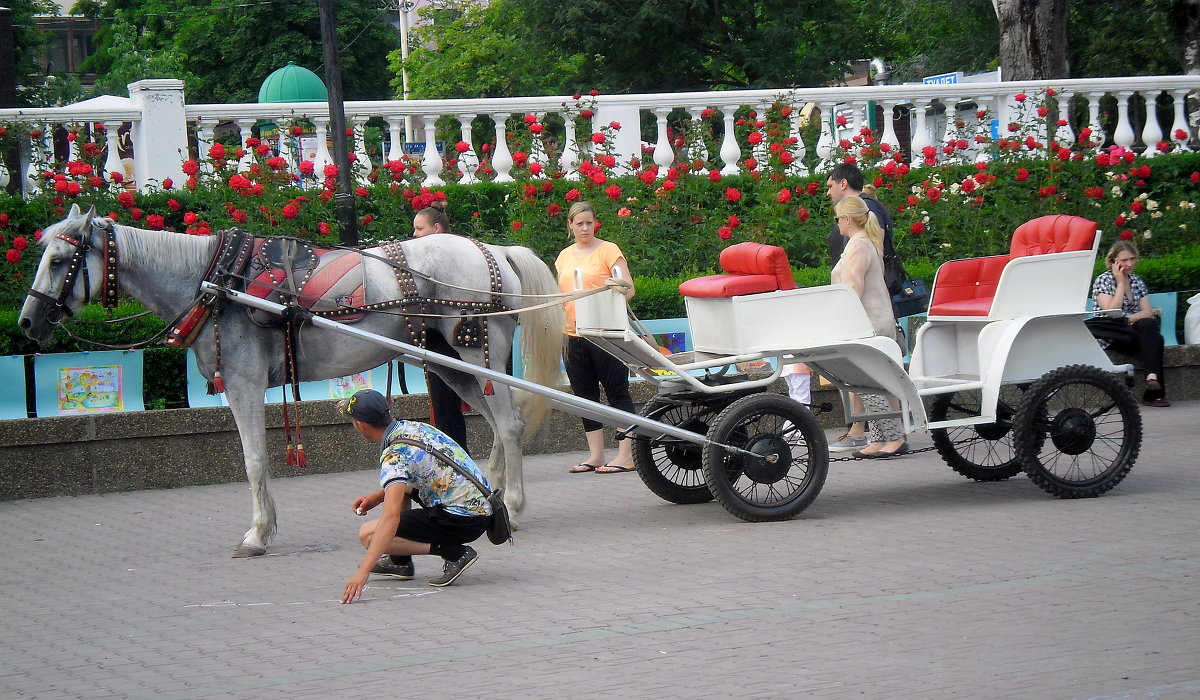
[
  {"x1": 57, "y1": 366, "x2": 123, "y2": 413},
  {"x1": 330, "y1": 372, "x2": 372, "y2": 399}
]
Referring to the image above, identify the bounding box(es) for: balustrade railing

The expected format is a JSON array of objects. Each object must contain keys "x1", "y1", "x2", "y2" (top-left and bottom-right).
[{"x1": 1, "y1": 75, "x2": 1197, "y2": 196}]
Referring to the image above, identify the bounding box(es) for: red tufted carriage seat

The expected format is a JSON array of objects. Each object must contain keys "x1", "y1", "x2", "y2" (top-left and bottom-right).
[
  {"x1": 927, "y1": 215, "x2": 1098, "y2": 317},
  {"x1": 678, "y1": 242, "x2": 797, "y2": 298}
]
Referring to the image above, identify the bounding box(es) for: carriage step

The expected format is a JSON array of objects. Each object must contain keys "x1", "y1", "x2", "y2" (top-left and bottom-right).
[{"x1": 911, "y1": 375, "x2": 985, "y2": 396}]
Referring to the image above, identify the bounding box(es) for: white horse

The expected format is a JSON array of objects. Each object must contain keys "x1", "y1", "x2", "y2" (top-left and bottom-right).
[{"x1": 19, "y1": 205, "x2": 565, "y2": 557}]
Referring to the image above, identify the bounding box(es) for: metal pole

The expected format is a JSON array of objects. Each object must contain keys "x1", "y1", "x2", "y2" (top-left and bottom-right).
[
  {"x1": 200, "y1": 282, "x2": 733, "y2": 452},
  {"x1": 0, "y1": 7, "x2": 19, "y2": 194},
  {"x1": 317, "y1": 0, "x2": 358, "y2": 246},
  {"x1": 398, "y1": 1, "x2": 415, "y2": 143}
]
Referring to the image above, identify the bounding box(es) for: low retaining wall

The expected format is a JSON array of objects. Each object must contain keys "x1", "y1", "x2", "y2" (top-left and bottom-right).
[{"x1": 2, "y1": 345, "x2": 1196, "y2": 501}]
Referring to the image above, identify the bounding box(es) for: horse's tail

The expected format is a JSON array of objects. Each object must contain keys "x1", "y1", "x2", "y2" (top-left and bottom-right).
[{"x1": 503, "y1": 245, "x2": 566, "y2": 434}]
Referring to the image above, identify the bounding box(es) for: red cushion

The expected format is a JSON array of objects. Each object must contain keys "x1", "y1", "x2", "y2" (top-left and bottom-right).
[
  {"x1": 680, "y1": 242, "x2": 796, "y2": 298},
  {"x1": 679, "y1": 274, "x2": 781, "y2": 298},
  {"x1": 928, "y1": 255, "x2": 1010, "y2": 316},
  {"x1": 1010, "y1": 215, "x2": 1097, "y2": 257}
]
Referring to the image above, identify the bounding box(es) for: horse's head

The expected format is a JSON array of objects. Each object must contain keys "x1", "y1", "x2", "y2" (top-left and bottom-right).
[{"x1": 18, "y1": 204, "x2": 116, "y2": 342}]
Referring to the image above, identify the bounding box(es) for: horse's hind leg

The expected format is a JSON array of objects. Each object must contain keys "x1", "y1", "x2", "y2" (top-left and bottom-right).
[{"x1": 222, "y1": 366, "x2": 275, "y2": 558}]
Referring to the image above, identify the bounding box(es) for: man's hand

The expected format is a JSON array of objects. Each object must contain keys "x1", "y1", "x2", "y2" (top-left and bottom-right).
[
  {"x1": 341, "y1": 571, "x2": 369, "y2": 604},
  {"x1": 352, "y1": 490, "x2": 383, "y2": 515}
]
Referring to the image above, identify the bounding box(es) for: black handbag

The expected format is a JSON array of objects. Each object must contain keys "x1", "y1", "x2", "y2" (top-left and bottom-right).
[
  {"x1": 885, "y1": 253, "x2": 929, "y2": 318},
  {"x1": 393, "y1": 437, "x2": 513, "y2": 545}
]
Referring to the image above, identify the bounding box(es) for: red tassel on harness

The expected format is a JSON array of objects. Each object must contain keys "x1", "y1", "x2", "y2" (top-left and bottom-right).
[
  {"x1": 212, "y1": 371, "x2": 226, "y2": 394},
  {"x1": 483, "y1": 380, "x2": 494, "y2": 396},
  {"x1": 294, "y1": 444, "x2": 307, "y2": 468},
  {"x1": 286, "y1": 443, "x2": 296, "y2": 466}
]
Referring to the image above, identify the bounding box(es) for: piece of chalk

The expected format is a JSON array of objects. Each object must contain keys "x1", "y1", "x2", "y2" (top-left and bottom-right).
[{"x1": 356, "y1": 508, "x2": 364, "y2": 515}]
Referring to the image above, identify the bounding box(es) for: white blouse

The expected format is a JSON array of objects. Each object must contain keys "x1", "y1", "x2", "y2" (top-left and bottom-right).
[{"x1": 831, "y1": 233, "x2": 895, "y2": 338}]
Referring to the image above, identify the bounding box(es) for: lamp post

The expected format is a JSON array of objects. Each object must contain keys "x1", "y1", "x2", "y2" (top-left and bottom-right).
[
  {"x1": 397, "y1": 0, "x2": 416, "y2": 143},
  {"x1": 317, "y1": 0, "x2": 358, "y2": 245}
]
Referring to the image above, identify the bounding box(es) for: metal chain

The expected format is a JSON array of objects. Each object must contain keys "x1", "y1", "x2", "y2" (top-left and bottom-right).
[{"x1": 828, "y1": 443, "x2": 944, "y2": 462}]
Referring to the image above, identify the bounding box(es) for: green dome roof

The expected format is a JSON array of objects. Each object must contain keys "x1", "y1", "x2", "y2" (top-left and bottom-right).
[{"x1": 258, "y1": 62, "x2": 327, "y2": 103}]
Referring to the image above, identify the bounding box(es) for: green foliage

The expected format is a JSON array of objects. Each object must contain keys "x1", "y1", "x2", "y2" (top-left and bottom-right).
[
  {"x1": 871, "y1": 0, "x2": 1000, "y2": 83},
  {"x1": 81, "y1": 0, "x2": 399, "y2": 101},
  {"x1": 5, "y1": 0, "x2": 60, "y2": 106}
]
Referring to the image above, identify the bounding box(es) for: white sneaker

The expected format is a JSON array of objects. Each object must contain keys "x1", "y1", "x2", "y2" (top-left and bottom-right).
[{"x1": 828, "y1": 433, "x2": 868, "y2": 452}]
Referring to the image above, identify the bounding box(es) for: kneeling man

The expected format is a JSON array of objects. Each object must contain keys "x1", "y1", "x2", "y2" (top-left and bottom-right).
[{"x1": 339, "y1": 389, "x2": 492, "y2": 603}]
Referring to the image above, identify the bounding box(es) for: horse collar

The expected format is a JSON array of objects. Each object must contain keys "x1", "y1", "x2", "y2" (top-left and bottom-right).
[{"x1": 95, "y1": 219, "x2": 120, "y2": 309}]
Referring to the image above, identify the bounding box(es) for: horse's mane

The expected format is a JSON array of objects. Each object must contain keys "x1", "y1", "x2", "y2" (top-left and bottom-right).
[{"x1": 112, "y1": 222, "x2": 218, "y2": 279}]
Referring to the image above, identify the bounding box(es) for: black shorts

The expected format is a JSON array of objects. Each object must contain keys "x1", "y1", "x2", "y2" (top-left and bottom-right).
[{"x1": 395, "y1": 505, "x2": 490, "y2": 545}]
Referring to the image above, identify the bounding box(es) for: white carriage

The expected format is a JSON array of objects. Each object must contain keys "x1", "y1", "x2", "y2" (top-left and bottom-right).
[{"x1": 569, "y1": 214, "x2": 1141, "y2": 521}]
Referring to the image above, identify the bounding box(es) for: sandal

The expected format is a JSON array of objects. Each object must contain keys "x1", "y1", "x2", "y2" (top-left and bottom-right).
[
  {"x1": 569, "y1": 463, "x2": 600, "y2": 473},
  {"x1": 596, "y1": 464, "x2": 636, "y2": 474}
]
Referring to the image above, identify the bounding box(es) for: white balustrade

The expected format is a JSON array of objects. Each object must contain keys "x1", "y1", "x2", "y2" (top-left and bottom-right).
[
  {"x1": 1053, "y1": 92, "x2": 1074, "y2": 147},
  {"x1": 102, "y1": 120, "x2": 124, "y2": 181},
  {"x1": 352, "y1": 116, "x2": 371, "y2": 183},
  {"x1": 456, "y1": 114, "x2": 479, "y2": 184},
  {"x1": 490, "y1": 113, "x2": 514, "y2": 184},
  {"x1": 1, "y1": 75, "x2": 1198, "y2": 197},
  {"x1": 236, "y1": 118, "x2": 256, "y2": 171},
  {"x1": 1139, "y1": 91, "x2": 1164, "y2": 156},
  {"x1": 420, "y1": 114, "x2": 444, "y2": 186}
]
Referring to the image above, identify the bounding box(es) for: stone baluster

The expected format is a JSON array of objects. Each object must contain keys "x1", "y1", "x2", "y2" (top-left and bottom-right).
[
  {"x1": 909, "y1": 97, "x2": 933, "y2": 168},
  {"x1": 352, "y1": 116, "x2": 371, "y2": 182},
  {"x1": 1085, "y1": 91, "x2": 1109, "y2": 148},
  {"x1": 276, "y1": 121, "x2": 293, "y2": 167},
  {"x1": 1112, "y1": 91, "x2": 1136, "y2": 150},
  {"x1": 941, "y1": 95, "x2": 960, "y2": 163},
  {"x1": 1053, "y1": 92, "x2": 1075, "y2": 148},
  {"x1": 456, "y1": 114, "x2": 480, "y2": 184},
  {"x1": 1169, "y1": 89, "x2": 1193, "y2": 151},
  {"x1": 814, "y1": 100, "x2": 836, "y2": 167},
  {"x1": 528, "y1": 111, "x2": 547, "y2": 178},
  {"x1": 420, "y1": 114, "x2": 445, "y2": 186},
  {"x1": 67, "y1": 124, "x2": 81, "y2": 162},
  {"x1": 848, "y1": 100, "x2": 865, "y2": 137},
  {"x1": 788, "y1": 105, "x2": 808, "y2": 176},
  {"x1": 0, "y1": 157, "x2": 7, "y2": 189},
  {"x1": 25, "y1": 127, "x2": 43, "y2": 193},
  {"x1": 718, "y1": 104, "x2": 742, "y2": 175},
  {"x1": 560, "y1": 114, "x2": 580, "y2": 180},
  {"x1": 652, "y1": 108, "x2": 673, "y2": 172},
  {"x1": 236, "y1": 118, "x2": 256, "y2": 171},
  {"x1": 968, "y1": 97, "x2": 989, "y2": 164},
  {"x1": 385, "y1": 116, "x2": 405, "y2": 163},
  {"x1": 686, "y1": 106, "x2": 710, "y2": 170},
  {"x1": 491, "y1": 113, "x2": 514, "y2": 184},
  {"x1": 103, "y1": 120, "x2": 125, "y2": 181},
  {"x1": 195, "y1": 120, "x2": 216, "y2": 173},
  {"x1": 750, "y1": 103, "x2": 770, "y2": 167},
  {"x1": 1139, "y1": 90, "x2": 1164, "y2": 157},
  {"x1": 313, "y1": 117, "x2": 333, "y2": 177},
  {"x1": 878, "y1": 100, "x2": 900, "y2": 166}
]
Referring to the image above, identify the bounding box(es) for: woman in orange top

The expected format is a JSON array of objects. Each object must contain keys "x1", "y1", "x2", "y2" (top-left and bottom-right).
[{"x1": 555, "y1": 201, "x2": 637, "y2": 474}]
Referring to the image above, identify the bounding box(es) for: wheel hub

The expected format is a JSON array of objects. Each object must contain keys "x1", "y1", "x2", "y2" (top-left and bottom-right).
[
  {"x1": 739, "y1": 433, "x2": 792, "y2": 483},
  {"x1": 1049, "y1": 407, "x2": 1096, "y2": 455}
]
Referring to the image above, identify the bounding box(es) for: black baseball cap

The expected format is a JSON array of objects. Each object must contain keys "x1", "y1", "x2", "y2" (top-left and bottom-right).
[{"x1": 337, "y1": 389, "x2": 393, "y2": 427}]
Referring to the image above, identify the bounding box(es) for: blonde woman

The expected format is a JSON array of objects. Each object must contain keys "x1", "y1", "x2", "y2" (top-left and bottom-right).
[
  {"x1": 831, "y1": 196, "x2": 907, "y2": 458},
  {"x1": 555, "y1": 201, "x2": 638, "y2": 473}
]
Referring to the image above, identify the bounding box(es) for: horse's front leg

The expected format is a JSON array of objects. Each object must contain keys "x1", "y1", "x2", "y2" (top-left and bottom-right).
[
  {"x1": 484, "y1": 386, "x2": 525, "y2": 527},
  {"x1": 222, "y1": 368, "x2": 274, "y2": 558}
]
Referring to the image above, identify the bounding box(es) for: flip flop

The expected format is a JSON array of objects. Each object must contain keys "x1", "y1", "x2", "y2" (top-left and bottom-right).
[
  {"x1": 596, "y1": 464, "x2": 637, "y2": 474},
  {"x1": 569, "y1": 463, "x2": 600, "y2": 473}
]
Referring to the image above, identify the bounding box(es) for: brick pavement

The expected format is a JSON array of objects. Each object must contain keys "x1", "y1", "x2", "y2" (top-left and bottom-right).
[{"x1": 1, "y1": 402, "x2": 1197, "y2": 699}]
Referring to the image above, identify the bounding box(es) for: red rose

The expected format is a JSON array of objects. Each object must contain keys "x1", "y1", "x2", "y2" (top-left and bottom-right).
[
  {"x1": 591, "y1": 133, "x2": 606, "y2": 145},
  {"x1": 1014, "y1": 93, "x2": 1027, "y2": 103},
  {"x1": 605, "y1": 184, "x2": 622, "y2": 200},
  {"x1": 231, "y1": 209, "x2": 247, "y2": 223},
  {"x1": 1037, "y1": 106, "x2": 1049, "y2": 118},
  {"x1": 146, "y1": 214, "x2": 165, "y2": 230},
  {"x1": 797, "y1": 207, "x2": 810, "y2": 222},
  {"x1": 290, "y1": 125, "x2": 304, "y2": 137},
  {"x1": 566, "y1": 188, "x2": 581, "y2": 202},
  {"x1": 747, "y1": 131, "x2": 763, "y2": 145},
  {"x1": 299, "y1": 160, "x2": 315, "y2": 176},
  {"x1": 717, "y1": 226, "x2": 733, "y2": 240},
  {"x1": 1131, "y1": 201, "x2": 1145, "y2": 214},
  {"x1": 5, "y1": 249, "x2": 20, "y2": 263},
  {"x1": 777, "y1": 188, "x2": 792, "y2": 204},
  {"x1": 807, "y1": 181, "x2": 820, "y2": 195},
  {"x1": 324, "y1": 164, "x2": 339, "y2": 179},
  {"x1": 318, "y1": 221, "x2": 331, "y2": 236},
  {"x1": 208, "y1": 143, "x2": 226, "y2": 160},
  {"x1": 926, "y1": 187, "x2": 941, "y2": 202},
  {"x1": 580, "y1": 109, "x2": 594, "y2": 120},
  {"x1": 511, "y1": 220, "x2": 524, "y2": 232},
  {"x1": 725, "y1": 187, "x2": 741, "y2": 203},
  {"x1": 281, "y1": 204, "x2": 299, "y2": 219},
  {"x1": 589, "y1": 89, "x2": 599, "y2": 96},
  {"x1": 183, "y1": 212, "x2": 199, "y2": 225},
  {"x1": 662, "y1": 180, "x2": 676, "y2": 191},
  {"x1": 708, "y1": 169, "x2": 722, "y2": 183},
  {"x1": 13, "y1": 236, "x2": 29, "y2": 251},
  {"x1": 0, "y1": 213, "x2": 7, "y2": 228},
  {"x1": 700, "y1": 108, "x2": 715, "y2": 120},
  {"x1": 117, "y1": 191, "x2": 135, "y2": 208},
  {"x1": 66, "y1": 182, "x2": 81, "y2": 196},
  {"x1": 1057, "y1": 148, "x2": 1071, "y2": 161},
  {"x1": 609, "y1": 121, "x2": 621, "y2": 130},
  {"x1": 1191, "y1": 172, "x2": 1200, "y2": 183},
  {"x1": 360, "y1": 214, "x2": 374, "y2": 226},
  {"x1": 130, "y1": 208, "x2": 143, "y2": 221},
  {"x1": 835, "y1": 114, "x2": 848, "y2": 127},
  {"x1": 1119, "y1": 230, "x2": 1133, "y2": 240},
  {"x1": 1016, "y1": 168, "x2": 1030, "y2": 182},
  {"x1": 547, "y1": 203, "x2": 562, "y2": 216},
  {"x1": 911, "y1": 221, "x2": 925, "y2": 235},
  {"x1": 779, "y1": 151, "x2": 794, "y2": 165},
  {"x1": 961, "y1": 178, "x2": 977, "y2": 193}
]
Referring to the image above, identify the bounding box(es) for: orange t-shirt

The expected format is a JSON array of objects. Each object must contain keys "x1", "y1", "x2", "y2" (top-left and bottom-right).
[{"x1": 555, "y1": 240, "x2": 625, "y2": 336}]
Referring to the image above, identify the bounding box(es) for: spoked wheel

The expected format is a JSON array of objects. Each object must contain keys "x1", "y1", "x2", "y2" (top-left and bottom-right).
[
  {"x1": 1012, "y1": 364, "x2": 1141, "y2": 498},
  {"x1": 930, "y1": 386, "x2": 1033, "y2": 482},
  {"x1": 633, "y1": 399, "x2": 719, "y2": 504},
  {"x1": 701, "y1": 394, "x2": 829, "y2": 522}
]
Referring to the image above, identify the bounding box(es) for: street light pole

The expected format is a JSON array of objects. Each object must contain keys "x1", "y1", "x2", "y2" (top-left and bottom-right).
[
  {"x1": 317, "y1": 0, "x2": 358, "y2": 246},
  {"x1": 397, "y1": 0, "x2": 415, "y2": 143}
]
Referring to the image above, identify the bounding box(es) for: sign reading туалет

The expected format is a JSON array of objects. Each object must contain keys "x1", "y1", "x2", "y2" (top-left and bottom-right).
[{"x1": 922, "y1": 72, "x2": 963, "y2": 85}]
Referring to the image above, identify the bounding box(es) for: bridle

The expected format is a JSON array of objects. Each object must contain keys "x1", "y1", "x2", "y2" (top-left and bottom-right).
[{"x1": 26, "y1": 217, "x2": 120, "y2": 326}]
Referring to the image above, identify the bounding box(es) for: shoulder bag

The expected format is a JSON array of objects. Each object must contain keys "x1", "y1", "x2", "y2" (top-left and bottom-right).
[{"x1": 392, "y1": 436, "x2": 512, "y2": 545}]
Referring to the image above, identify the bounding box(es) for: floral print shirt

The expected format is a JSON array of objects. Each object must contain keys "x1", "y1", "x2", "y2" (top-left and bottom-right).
[{"x1": 378, "y1": 420, "x2": 492, "y2": 517}]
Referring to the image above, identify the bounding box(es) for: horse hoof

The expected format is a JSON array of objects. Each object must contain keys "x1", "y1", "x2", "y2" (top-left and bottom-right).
[{"x1": 232, "y1": 544, "x2": 267, "y2": 558}]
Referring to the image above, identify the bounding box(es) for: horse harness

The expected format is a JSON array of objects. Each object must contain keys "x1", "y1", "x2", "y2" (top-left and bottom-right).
[{"x1": 28, "y1": 218, "x2": 121, "y2": 326}]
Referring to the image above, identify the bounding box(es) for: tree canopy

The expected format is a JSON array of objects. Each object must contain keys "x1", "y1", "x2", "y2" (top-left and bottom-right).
[
  {"x1": 79, "y1": 0, "x2": 399, "y2": 103},
  {"x1": 4, "y1": 0, "x2": 60, "y2": 106}
]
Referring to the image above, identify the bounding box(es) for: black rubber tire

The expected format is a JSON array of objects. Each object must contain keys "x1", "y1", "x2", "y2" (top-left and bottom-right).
[
  {"x1": 633, "y1": 399, "x2": 717, "y2": 504},
  {"x1": 701, "y1": 393, "x2": 829, "y2": 522},
  {"x1": 929, "y1": 386, "x2": 1028, "y2": 482},
  {"x1": 1012, "y1": 364, "x2": 1141, "y2": 499}
]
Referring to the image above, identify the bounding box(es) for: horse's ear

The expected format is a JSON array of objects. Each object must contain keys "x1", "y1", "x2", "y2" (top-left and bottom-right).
[
  {"x1": 68, "y1": 203, "x2": 83, "y2": 219},
  {"x1": 83, "y1": 205, "x2": 97, "y2": 221}
]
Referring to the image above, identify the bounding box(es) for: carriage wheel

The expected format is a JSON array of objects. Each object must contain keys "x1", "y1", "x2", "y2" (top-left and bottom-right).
[
  {"x1": 929, "y1": 386, "x2": 1034, "y2": 482},
  {"x1": 633, "y1": 399, "x2": 716, "y2": 504},
  {"x1": 701, "y1": 394, "x2": 828, "y2": 522},
  {"x1": 1012, "y1": 365, "x2": 1141, "y2": 499}
]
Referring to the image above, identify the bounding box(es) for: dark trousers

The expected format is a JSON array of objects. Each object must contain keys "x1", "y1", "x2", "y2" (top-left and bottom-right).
[
  {"x1": 1099, "y1": 317, "x2": 1166, "y2": 398},
  {"x1": 427, "y1": 370, "x2": 468, "y2": 452},
  {"x1": 565, "y1": 335, "x2": 635, "y2": 432}
]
